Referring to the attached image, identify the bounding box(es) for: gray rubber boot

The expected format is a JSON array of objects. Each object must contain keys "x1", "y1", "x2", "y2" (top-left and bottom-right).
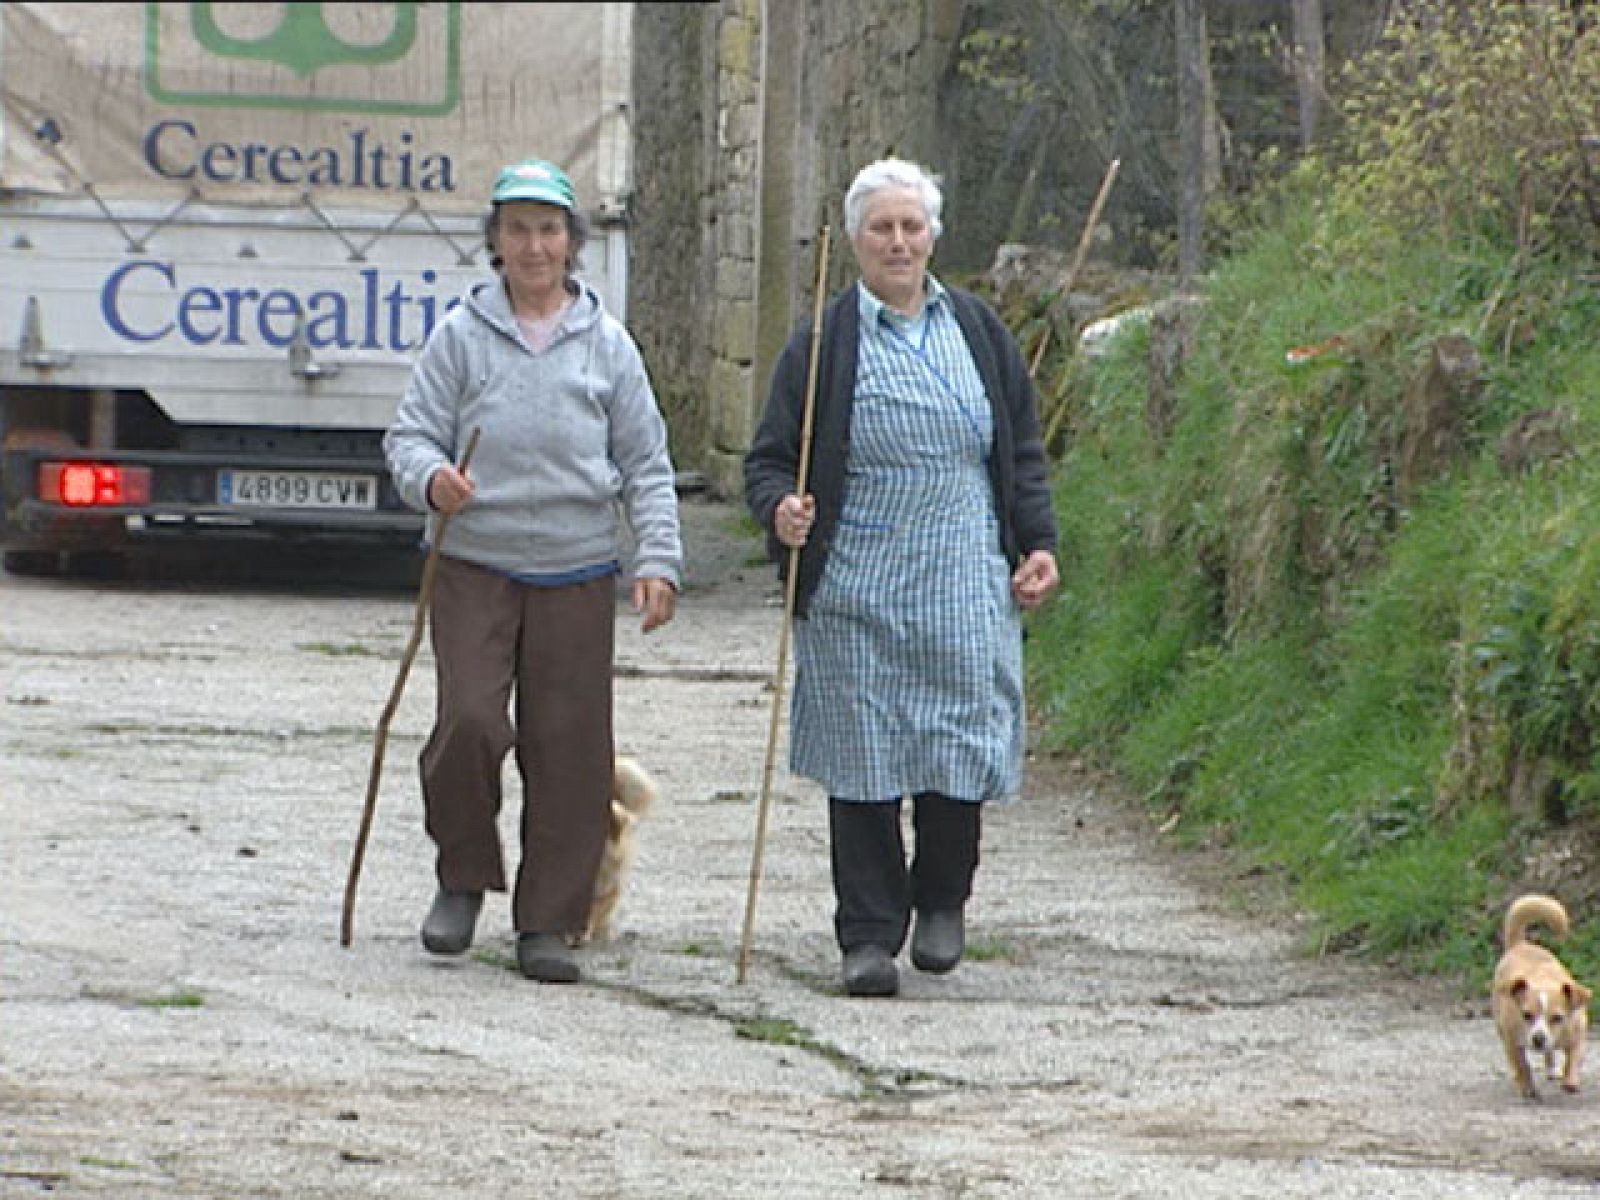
[
  {"x1": 841, "y1": 945, "x2": 899, "y2": 997},
  {"x1": 910, "y1": 908, "x2": 964, "y2": 974},
  {"x1": 517, "y1": 932, "x2": 581, "y2": 983},
  {"x1": 420, "y1": 889, "x2": 484, "y2": 956}
]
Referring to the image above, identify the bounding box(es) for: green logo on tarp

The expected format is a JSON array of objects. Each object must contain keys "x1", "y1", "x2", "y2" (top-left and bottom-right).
[
  {"x1": 190, "y1": 3, "x2": 417, "y2": 76},
  {"x1": 145, "y1": 2, "x2": 460, "y2": 114}
]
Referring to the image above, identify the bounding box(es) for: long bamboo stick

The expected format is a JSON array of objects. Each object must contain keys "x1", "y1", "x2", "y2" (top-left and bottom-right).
[
  {"x1": 1029, "y1": 157, "x2": 1122, "y2": 380},
  {"x1": 736, "y1": 226, "x2": 832, "y2": 984}
]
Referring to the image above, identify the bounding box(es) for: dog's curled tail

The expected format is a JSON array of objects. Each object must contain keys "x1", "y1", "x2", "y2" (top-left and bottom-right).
[
  {"x1": 613, "y1": 755, "x2": 658, "y2": 817},
  {"x1": 1504, "y1": 893, "x2": 1570, "y2": 948}
]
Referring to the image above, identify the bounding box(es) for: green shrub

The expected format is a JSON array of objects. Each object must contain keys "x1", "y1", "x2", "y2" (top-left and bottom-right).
[
  {"x1": 1029, "y1": 1, "x2": 1600, "y2": 981},
  {"x1": 1327, "y1": 0, "x2": 1600, "y2": 260}
]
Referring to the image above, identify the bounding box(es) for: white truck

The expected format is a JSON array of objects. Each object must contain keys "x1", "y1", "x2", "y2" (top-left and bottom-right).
[{"x1": 0, "y1": 1, "x2": 634, "y2": 572}]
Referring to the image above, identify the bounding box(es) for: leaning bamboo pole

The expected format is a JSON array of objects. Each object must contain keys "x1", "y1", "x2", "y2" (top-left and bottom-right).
[
  {"x1": 736, "y1": 225, "x2": 832, "y2": 984},
  {"x1": 1037, "y1": 158, "x2": 1122, "y2": 451}
]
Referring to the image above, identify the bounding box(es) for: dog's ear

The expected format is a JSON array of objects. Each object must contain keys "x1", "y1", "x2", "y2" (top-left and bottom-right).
[{"x1": 1567, "y1": 980, "x2": 1592, "y2": 1008}]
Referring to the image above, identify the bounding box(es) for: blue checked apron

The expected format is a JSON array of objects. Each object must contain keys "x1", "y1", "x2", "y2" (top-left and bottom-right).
[{"x1": 790, "y1": 295, "x2": 1025, "y2": 804}]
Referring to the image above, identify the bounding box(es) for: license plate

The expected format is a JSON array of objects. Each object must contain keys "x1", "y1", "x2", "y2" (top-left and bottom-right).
[{"x1": 217, "y1": 469, "x2": 378, "y2": 511}]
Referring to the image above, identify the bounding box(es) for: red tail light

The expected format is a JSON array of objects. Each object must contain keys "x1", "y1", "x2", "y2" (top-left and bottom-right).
[{"x1": 38, "y1": 461, "x2": 153, "y2": 507}]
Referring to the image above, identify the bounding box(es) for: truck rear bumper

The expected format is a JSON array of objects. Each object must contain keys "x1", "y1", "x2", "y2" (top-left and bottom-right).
[{"x1": 2, "y1": 444, "x2": 423, "y2": 553}]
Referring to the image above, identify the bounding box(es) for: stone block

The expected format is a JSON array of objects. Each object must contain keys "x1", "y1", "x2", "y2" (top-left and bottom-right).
[
  {"x1": 714, "y1": 299, "x2": 756, "y2": 363},
  {"x1": 708, "y1": 357, "x2": 755, "y2": 450},
  {"x1": 715, "y1": 258, "x2": 756, "y2": 301},
  {"x1": 722, "y1": 100, "x2": 760, "y2": 151},
  {"x1": 719, "y1": 217, "x2": 755, "y2": 260},
  {"x1": 718, "y1": 14, "x2": 757, "y2": 77}
]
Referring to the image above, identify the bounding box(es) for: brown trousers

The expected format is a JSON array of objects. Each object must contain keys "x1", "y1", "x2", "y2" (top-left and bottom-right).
[{"x1": 421, "y1": 556, "x2": 615, "y2": 935}]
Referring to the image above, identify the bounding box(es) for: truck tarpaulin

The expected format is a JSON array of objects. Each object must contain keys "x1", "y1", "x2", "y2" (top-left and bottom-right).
[{"x1": 0, "y1": 1, "x2": 630, "y2": 215}]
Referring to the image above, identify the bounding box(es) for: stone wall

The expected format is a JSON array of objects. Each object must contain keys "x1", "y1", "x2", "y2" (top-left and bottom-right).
[
  {"x1": 632, "y1": 0, "x2": 762, "y2": 496},
  {"x1": 628, "y1": 2, "x2": 715, "y2": 473},
  {"x1": 704, "y1": 0, "x2": 764, "y2": 498},
  {"x1": 631, "y1": 0, "x2": 965, "y2": 497},
  {"x1": 796, "y1": 0, "x2": 966, "y2": 242}
]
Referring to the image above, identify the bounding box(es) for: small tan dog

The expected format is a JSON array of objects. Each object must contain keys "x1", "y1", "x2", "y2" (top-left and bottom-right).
[
  {"x1": 581, "y1": 755, "x2": 658, "y2": 943},
  {"x1": 1491, "y1": 893, "x2": 1591, "y2": 1099}
]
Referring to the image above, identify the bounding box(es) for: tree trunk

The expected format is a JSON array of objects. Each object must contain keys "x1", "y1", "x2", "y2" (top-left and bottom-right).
[
  {"x1": 1176, "y1": 0, "x2": 1207, "y2": 286},
  {"x1": 1291, "y1": 0, "x2": 1327, "y2": 151}
]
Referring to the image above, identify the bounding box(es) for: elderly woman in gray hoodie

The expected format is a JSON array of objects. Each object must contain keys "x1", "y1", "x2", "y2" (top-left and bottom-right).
[{"x1": 385, "y1": 157, "x2": 681, "y2": 984}]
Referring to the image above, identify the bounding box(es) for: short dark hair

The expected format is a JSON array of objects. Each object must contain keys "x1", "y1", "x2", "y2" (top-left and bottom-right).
[{"x1": 484, "y1": 205, "x2": 590, "y2": 274}]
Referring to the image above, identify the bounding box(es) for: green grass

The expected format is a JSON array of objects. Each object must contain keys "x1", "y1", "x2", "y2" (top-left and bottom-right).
[
  {"x1": 138, "y1": 990, "x2": 205, "y2": 1009},
  {"x1": 1028, "y1": 183, "x2": 1600, "y2": 987},
  {"x1": 299, "y1": 641, "x2": 378, "y2": 657},
  {"x1": 725, "y1": 510, "x2": 764, "y2": 540},
  {"x1": 79, "y1": 1156, "x2": 140, "y2": 1172},
  {"x1": 733, "y1": 1016, "x2": 812, "y2": 1047},
  {"x1": 963, "y1": 935, "x2": 1019, "y2": 964}
]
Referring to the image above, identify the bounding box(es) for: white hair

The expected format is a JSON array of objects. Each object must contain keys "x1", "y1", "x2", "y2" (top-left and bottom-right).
[{"x1": 843, "y1": 157, "x2": 944, "y2": 240}]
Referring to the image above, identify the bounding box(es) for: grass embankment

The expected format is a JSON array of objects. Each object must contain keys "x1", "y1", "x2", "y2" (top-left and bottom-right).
[{"x1": 1027, "y1": 192, "x2": 1600, "y2": 987}]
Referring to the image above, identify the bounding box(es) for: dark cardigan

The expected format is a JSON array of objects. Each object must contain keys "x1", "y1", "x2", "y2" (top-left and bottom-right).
[{"x1": 743, "y1": 283, "x2": 1057, "y2": 619}]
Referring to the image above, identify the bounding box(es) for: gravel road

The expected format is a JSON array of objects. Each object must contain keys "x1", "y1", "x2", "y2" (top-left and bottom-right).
[{"x1": 2, "y1": 495, "x2": 1597, "y2": 1198}]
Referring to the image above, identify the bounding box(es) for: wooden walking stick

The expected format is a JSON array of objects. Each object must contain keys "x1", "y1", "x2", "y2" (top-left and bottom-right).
[
  {"x1": 736, "y1": 225, "x2": 831, "y2": 984},
  {"x1": 341, "y1": 426, "x2": 481, "y2": 947},
  {"x1": 1028, "y1": 156, "x2": 1121, "y2": 380}
]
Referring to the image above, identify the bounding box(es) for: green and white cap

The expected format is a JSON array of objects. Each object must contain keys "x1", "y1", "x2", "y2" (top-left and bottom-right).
[{"x1": 490, "y1": 158, "x2": 577, "y2": 209}]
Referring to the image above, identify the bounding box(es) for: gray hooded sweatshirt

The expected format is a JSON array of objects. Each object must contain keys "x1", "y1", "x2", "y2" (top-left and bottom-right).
[{"x1": 384, "y1": 278, "x2": 682, "y2": 588}]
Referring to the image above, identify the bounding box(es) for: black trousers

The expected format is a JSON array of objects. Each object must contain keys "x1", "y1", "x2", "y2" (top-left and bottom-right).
[{"x1": 828, "y1": 793, "x2": 981, "y2": 953}]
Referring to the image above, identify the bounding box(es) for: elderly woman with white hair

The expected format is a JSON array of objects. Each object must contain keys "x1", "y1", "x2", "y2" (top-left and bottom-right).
[{"x1": 744, "y1": 157, "x2": 1059, "y2": 997}]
